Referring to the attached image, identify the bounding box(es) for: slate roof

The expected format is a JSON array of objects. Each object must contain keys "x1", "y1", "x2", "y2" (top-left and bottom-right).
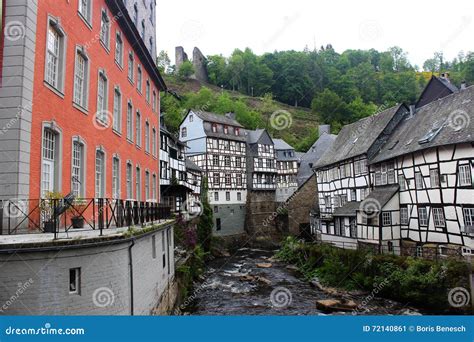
[
  {"x1": 438, "y1": 76, "x2": 459, "y2": 93},
  {"x1": 245, "y1": 129, "x2": 266, "y2": 144},
  {"x1": 185, "y1": 158, "x2": 202, "y2": 172},
  {"x1": 333, "y1": 201, "x2": 361, "y2": 217},
  {"x1": 371, "y1": 86, "x2": 474, "y2": 164},
  {"x1": 193, "y1": 110, "x2": 244, "y2": 128},
  {"x1": 273, "y1": 138, "x2": 294, "y2": 150},
  {"x1": 314, "y1": 104, "x2": 405, "y2": 169},
  {"x1": 361, "y1": 185, "x2": 399, "y2": 210},
  {"x1": 296, "y1": 132, "x2": 337, "y2": 186}
]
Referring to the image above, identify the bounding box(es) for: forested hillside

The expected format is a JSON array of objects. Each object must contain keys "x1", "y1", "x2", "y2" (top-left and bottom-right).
[{"x1": 158, "y1": 46, "x2": 474, "y2": 151}]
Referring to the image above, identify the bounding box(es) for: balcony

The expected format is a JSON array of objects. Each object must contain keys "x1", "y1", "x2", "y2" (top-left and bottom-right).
[{"x1": 0, "y1": 198, "x2": 172, "y2": 238}]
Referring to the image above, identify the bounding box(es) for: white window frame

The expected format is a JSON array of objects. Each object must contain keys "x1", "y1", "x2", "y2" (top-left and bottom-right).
[
  {"x1": 45, "y1": 17, "x2": 66, "y2": 93},
  {"x1": 78, "y1": 0, "x2": 92, "y2": 25},
  {"x1": 418, "y1": 207, "x2": 428, "y2": 226},
  {"x1": 126, "y1": 162, "x2": 133, "y2": 199},
  {"x1": 126, "y1": 101, "x2": 133, "y2": 142},
  {"x1": 115, "y1": 31, "x2": 123, "y2": 67},
  {"x1": 135, "y1": 111, "x2": 141, "y2": 147},
  {"x1": 415, "y1": 172, "x2": 424, "y2": 189},
  {"x1": 382, "y1": 212, "x2": 392, "y2": 226},
  {"x1": 432, "y1": 207, "x2": 445, "y2": 228},
  {"x1": 73, "y1": 46, "x2": 89, "y2": 110},
  {"x1": 71, "y1": 137, "x2": 86, "y2": 197},
  {"x1": 100, "y1": 9, "x2": 110, "y2": 50},
  {"x1": 112, "y1": 156, "x2": 121, "y2": 199},
  {"x1": 95, "y1": 148, "x2": 106, "y2": 198},
  {"x1": 400, "y1": 207, "x2": 408, "y2": 225},
  {"x1": 136, "y1": 166, "x2": 141, "y2": 201},
  {"x1": 113, "y1": 86, "x2": 122, "y2": 133},
  {"x1": 459, "y1": 164, "x2": 472, "y2": 186},
  {"x1": 430, "y1": 169, "x2": 440, "y2": 188},
  {"x1": 96, "y1": 70, "x2": 109, "y2": 124}
]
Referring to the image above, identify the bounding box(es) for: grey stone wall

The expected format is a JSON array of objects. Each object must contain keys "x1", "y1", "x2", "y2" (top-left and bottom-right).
[
  {"x1": 0, "y1": 0, "x2": 38, "y2": 200},
  {"x1": 0, "y1": 224, "x2": 175, "y2": 315},
  {"x1": 245, "y1": 191, "x2": 278, "y2": 239},
  {"x1": 213, "y1": 204, "x2": 245, "y2": 236},
  {"x1": 191, "y1": 47, "x2": 208, "y2": 83},
  {"x1": 287, "y1": 175, "x2": 317, "y2": 236}
]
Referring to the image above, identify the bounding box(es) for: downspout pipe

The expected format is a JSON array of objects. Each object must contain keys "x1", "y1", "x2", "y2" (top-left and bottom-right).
[{"x1": 129, "y1": 238, "x2": 135, "y2": 316}]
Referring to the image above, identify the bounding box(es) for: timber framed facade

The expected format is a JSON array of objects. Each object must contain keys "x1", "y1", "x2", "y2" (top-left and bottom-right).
[
  {"x1": 179, "y1": 110, "x2": 247, "y2": 236},
  {"x1": 314, "y1": 76, "x2": 474, "y2": 258}
]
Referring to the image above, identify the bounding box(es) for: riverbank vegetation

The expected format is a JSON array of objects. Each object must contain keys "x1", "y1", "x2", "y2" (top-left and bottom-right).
[{"x1": 276, "y1": 237, "x2": 471, "y2": 311}]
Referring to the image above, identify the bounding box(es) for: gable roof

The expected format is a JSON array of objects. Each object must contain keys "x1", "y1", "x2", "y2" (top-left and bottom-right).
[
  {"x1": 416, "y1": 75, "x2": 458, "y2": 108},
  {"x1": 371, "y1": 85, "x2": 474, "y2": 164},
  {"x1": 315, "y1": 104, "x2": 405, "y2": 169},
  {"x1": 359, "y1": 185, "x2": 399, "y2": 211},
  {"x1": 192, "y1": 110, "x2": 243, "y2": 128},
  {"x1": 273, "y1": 139, "x2": 294, "y2": 150},
  {"x1": 245, "y1": 129, "x2": 268, "y2": 144},
  {"x1": 185, "y1": 158, "x2": 202, "y2": 172},
  {"x1": 297, "y1": 132, "x2": 337, "y2": 185}
]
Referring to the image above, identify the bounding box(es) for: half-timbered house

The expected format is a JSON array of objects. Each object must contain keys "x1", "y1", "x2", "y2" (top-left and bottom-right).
[
  {"x1": 314, "y1": 104, "x2": 409, "y2": 248},
  {"x1": 179, "y1": 111, "x2": 247, "y2": 235},
  {"x1": 368, "y1": 84, "x2": 474, "y2": 257},
  {"x1": 274, "y1": 139, "x2": 298, "y2": 203},
  {"x1": 314, "y1": 76, "x2": 474, "y2": 258}
]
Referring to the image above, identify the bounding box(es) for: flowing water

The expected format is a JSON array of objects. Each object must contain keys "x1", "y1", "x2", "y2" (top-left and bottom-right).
[{"x1": 185, "y1": 248, "x2": 419, "y2": 315}]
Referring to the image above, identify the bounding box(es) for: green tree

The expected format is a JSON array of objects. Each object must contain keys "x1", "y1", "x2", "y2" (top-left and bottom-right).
[
  {"x1": 156, "y1": 50, "x2": 171, "y2": 73},
  {"x1": 177, "y1": 60, "x2": 194, "y2": 80},
  {"x1": 197, "y1": 177, "x2": 213, "y2": 252},
  {"x1": 311, "y1": 88, "x2": 347, "y2": 124}
]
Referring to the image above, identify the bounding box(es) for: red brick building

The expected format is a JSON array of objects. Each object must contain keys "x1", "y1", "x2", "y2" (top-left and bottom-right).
[{"x1": 0, "y1": 0, "x2": 165, "y2": 204}]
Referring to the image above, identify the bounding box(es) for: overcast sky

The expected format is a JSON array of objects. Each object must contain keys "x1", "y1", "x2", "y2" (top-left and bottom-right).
[{"x1": 156, "y1": 0, "x2": 473, "y2": 68}]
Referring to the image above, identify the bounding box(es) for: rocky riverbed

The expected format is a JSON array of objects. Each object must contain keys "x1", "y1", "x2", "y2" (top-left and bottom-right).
[{"x1": 184, "y1": 248, "x2": 421, "y2": 315}]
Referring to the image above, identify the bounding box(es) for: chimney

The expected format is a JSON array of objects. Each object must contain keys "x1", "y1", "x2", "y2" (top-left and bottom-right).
[
  {"x1": 409, "y1": 105, "x2": 416, "y2": 117},
  {"x1": 461, "y1": 81, "x2": 467, "y2": 90},
  {"x1": 318, "y1": 124, "x2": 330, "y2": 136},
  {"x1": 224, "y1": 112, "x2": 236, "y2": 120},
  {"x1": 440, "y1": 72, "x2": 451, "y2": 83}
]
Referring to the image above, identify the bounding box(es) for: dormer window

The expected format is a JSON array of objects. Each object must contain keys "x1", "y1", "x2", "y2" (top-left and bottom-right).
[
  {"x1": 212, "y1": 123, "x2": 217, "y2": 133},
  {"x1": 235, "y1": 128, "x2": 239, "y2": 136},
  {"x1": 224, "y1": 126, "x2": 228, "y2": 134}
]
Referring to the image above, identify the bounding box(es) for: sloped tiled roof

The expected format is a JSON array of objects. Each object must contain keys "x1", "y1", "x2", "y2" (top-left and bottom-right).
[
  {"x1": 297, "y1": 133, "x2": 337, "y2": 186},
  {"x1": 273, "y1": 138, "x2": 294, "y2": 150},
  {"x1": 314, "y1": 104, "x2": 405, "y2": 168},
  {"x1": 245, "y1": 129, "x2": 266, "y2": 144},
  {"x1": 371, "y1": 86, "x2": 474, "y2": 164},
  {"x1": 185, "y1": 158, "x2": 202, "y2": 172},
  {"x1": 193, "y1": 111, "x2": 243, "y2": 128},
  {"x1": 361, "y1": 185, "x2": 399, "y2": 210},
  {"x1": 333, "y1": 201, "x2": 361, "y2": 217}
]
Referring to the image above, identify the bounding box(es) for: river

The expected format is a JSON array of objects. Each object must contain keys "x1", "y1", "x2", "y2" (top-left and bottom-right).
[{"x1": 185, "y1": 248, "x2": 420, "y2": 315}]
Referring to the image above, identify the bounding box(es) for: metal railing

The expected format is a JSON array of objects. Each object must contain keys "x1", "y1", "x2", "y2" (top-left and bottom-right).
[{"x1": 0, "y1": 198, "x2": 172, "y2": 238}]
